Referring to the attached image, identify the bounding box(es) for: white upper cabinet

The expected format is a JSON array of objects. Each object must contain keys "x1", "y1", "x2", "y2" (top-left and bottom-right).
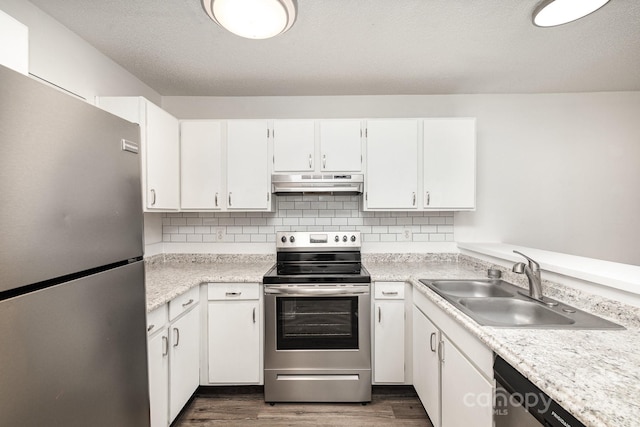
[
  {"x1": 180, "y1": 121, "x2": 223, "y2": 210},
  {"x1": 96, "y1": 97, "x2": 179, "y2": 211},
  {"x1": 0, "y1": 10, "x2": 28, "y2": 75},
  {"x1": 227, "y1": 120, "x2": 272, "y2": 210},
  {"x1": 272, "y1": 120, "x2": 315, "y2": 172},
  {"x1": 423, "y1": 118, "x2": 476, "y2": 210},
  {"x1": 365, "y1": 119, "x2": 419, "y2": 210},
  {"x1": 319, "y1": 120, "x2": 363, "y2": 172}
]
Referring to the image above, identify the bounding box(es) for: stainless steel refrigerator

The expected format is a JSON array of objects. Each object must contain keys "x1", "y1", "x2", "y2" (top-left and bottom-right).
[{"x1": 0, "y1": 65, "x2": 150, "y2": 426}]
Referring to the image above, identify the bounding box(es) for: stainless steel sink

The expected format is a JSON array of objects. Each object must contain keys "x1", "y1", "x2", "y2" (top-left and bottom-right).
[
  {"x1": 457, "y1": 298, "x2": 575, "y2": 327},
  {"x1": 429, "y1": 280, "x2": 515, "y2": 298},
  {"x1": 419, "y1": 279, "x2": 624, "y2": 329}
]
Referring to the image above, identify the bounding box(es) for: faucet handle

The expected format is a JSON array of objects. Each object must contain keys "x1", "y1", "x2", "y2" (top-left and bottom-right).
[{"x1": 513, "y1": 250, "x2": 540, "y2": 271}]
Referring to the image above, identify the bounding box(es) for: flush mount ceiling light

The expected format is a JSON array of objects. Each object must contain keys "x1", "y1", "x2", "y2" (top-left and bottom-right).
[
  {"x1": 201, "y1": 0, "x2": 297, "y2": 39},
  {"x1": 532, "y1": 0, "x2": 610, "y2": 27}
]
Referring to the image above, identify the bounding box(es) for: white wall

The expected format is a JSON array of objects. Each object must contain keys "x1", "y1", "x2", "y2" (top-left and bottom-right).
[
  {"x1": 163, "y1": 92, "x2": 640, "y2": 266},
  {"x1": 0, "y1": 0, "x2": 160, "y2": 103}
]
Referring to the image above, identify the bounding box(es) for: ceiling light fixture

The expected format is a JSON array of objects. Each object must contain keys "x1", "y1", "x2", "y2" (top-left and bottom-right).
[
  {"x1": 201, "y1": 0, "x2": 297, "y2": 39},
  {"x1": 532, "y1": 0, "x2": 610, "y2": 27}
]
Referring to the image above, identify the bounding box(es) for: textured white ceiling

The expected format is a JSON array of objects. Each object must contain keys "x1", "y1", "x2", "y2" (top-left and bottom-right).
[{"x1": 28, "y1": 0, "x2": 640, "y2": 96}]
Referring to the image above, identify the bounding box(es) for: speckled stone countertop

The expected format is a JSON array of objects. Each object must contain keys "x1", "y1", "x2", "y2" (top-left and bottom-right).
[
  {"x1": 146, "y1": 253, "x2": 640, "y2": 426},
  {"x1": 145, "y1": 254, "x2": 274, "y2": 311}
]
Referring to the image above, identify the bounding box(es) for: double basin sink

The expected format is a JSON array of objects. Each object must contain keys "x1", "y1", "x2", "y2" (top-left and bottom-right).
[{"x1": 419, "y1": 279, "x2": 624, "y2": 329}]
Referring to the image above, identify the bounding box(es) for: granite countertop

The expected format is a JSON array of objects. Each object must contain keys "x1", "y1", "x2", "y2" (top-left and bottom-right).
[{"x1": 145, "y1": 253, "x2": 640, "y2": 426}]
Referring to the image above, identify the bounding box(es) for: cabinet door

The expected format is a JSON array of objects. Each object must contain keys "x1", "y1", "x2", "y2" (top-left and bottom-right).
[
  {"x1": 373, "y1": 300, "x2": 405, "y2": 383},
  {"x1": 208, "y1": 300, "x2": 260, "y2": 383},
  {"x1": 273, "y1": 120, "x2": 315, "y2": 172},
  {"x1": 413, "y1": 306, "x2": 441, "y2": 427},
  {"x1": 180, "y1": 121, "x2": 223, "y2": 209},
  {"x1": 423, "y1": 118, "x2": 476, "y2": 209},
  {"x1": 145, "y1": 101, "x2": 180, "y2": 210},
  {"x1": 169, "y1": 306, "x2": 200, "y2": 422},
  {"x1": 208, "y1": 301, "x2": 261, "y2": 384},
  {"x1": 227, "y1": 120, "x2": 271, "y2": 210},
  {"x1": 366, "y1": 119, "x2": 418, "y2": 209},
  {"x1": 319, "y1": 120, "x2": 362, "y2": 172},
  {"x1": 148, "y1": 331, "x2": 169, "y2": 427},
  {"x1": 441, "y1": 335, "x2": 493, "y2": 427}
]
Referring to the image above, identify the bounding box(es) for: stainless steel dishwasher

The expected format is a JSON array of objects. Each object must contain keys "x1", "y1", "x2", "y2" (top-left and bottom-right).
[{"x1": 494, "y1": 356, "x2": 586, "y2": 427}]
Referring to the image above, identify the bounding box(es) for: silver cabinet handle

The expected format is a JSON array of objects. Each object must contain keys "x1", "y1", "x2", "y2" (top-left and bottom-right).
[
  {"x1": 426, "y1": 191, "x2": 430, "y2": 206},
  {"x1": 252, "y1": 307, "x2": 256, "y2": 324},
  {"x1": 173, "y1": 327, "x2": 180, "y2": 347},
  {"x1": 430, "y1": 332, "x2": 436, "y2": 352},
  {"x1": 181, "y1": 298, "x2": 194, "y2": 308},
  {"x1": 225, "y1": 291, "x2": 242, "y2": 297},
  {"x1": 215, "y1": 192, "x2": 218, "y2": 207},
  {"x1": 308, "y1": 154, "x2": 312, "y2": 168},
  {"x1": 150, "y1": 189, "x2": 156, "y2": 206},
  {"x1": 267, "y1": 192, "x2": 270, "y2": 202},
  {"x1": 378, "y1": 306, "x2": 382, "y2": 323},
  {"x1": 438, "y1": 339, "x2": 444, "y2": 363},
  {"x1": 162, "y1": 335, "x2": 169, "y2": 357},
  {"x1": 228, "y1": 192, "x2": 232, "y2": 206},
  {"x1": 382, "y1": 291, "x2": 398, "y2": 296},
  {"x1": 412, "y1": 192, "x2": 416, "y2": 206},
  {"x1": 147, "y1": 324, "x2": 155, "y2": 332},
  {"x1": 322, "y1": 154, "x2": 326, "y2": 169}
]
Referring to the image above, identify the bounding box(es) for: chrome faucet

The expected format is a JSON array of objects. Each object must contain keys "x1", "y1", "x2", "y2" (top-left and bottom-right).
[{"x1": 512, "y1": 250, "x2": 543, "y2": 300}]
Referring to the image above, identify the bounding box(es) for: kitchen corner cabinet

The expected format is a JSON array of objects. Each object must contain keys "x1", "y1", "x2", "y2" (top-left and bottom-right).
[
  {"x1": 365, "y1": 119, "x2": 419, "y2": 210},
  {"x1": 373, "y1": 282, "x2": 405, "y2": 384},
  {"x1": 226, "y1": 120, "x2": 272, "y2": 210},
  {"x1": 206, "y1": 283, "x2": 262, "y2": 384},
  {"x1": 413, "y1": 290, "x2": 493, "y2": 427},
  {"x1": 146, "y1": 287, "x2": 200, "y2": 427},
  {"x1": 180, "y1": 121, "x2": 223, "y2": 210},
  {"x1": 423, "y1": 118, "x2": 476, "y2": 210},
  {"x1": 95, "y1": 96, "x2": 179, "y2": 211}
]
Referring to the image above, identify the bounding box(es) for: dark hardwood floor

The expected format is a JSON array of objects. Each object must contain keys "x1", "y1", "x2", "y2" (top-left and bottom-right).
[{"x1": 173, "y1": 386, "x2": 434, "y2": 426}]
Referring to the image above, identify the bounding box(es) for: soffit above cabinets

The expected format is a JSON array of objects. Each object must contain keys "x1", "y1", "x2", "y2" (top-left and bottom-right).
[{"x1": 29, "y1": 0, "x2": 640, "y2": 96}]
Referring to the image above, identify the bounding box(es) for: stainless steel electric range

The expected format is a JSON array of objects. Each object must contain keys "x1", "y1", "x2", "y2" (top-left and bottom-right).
[{"x1": 263, "y1": 231, "x2": 371, "y2": 403}]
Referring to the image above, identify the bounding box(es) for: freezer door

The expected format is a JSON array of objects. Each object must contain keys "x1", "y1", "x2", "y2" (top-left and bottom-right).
[
  {"x1": 0, "y1": 65, "x2": 143, "y2": 293},
  {"x1": 0, "y1": 261, "x2": 149, "y2": 427}
]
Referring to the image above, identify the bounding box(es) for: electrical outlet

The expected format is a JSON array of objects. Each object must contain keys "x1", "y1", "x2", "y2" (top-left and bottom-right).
[
  {"x1": 215, "y1": 227, "x2": 225, "y2": 241},
  {"x1": 402, "y1": 228, "x2": 412, "y2": 241}
]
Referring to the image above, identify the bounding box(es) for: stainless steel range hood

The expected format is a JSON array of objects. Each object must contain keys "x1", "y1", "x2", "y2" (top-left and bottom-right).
[{"x1": 272, "y1": 174, "x2": 364, "y2": 195}]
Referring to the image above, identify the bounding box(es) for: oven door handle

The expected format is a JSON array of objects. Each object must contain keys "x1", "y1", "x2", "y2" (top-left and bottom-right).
[{"x1": 264, "y1": 286, "x2": 369, "y2": 296}]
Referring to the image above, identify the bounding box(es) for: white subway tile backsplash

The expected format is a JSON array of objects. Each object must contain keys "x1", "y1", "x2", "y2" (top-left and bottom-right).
[{"x1": 162, "y1": 195, "x2": 454, "y2": 244}]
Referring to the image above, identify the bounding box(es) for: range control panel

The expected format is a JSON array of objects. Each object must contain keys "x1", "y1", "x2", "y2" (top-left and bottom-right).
[{"x1": 276, "y1": 231, "x2": 361, "y2": 250}]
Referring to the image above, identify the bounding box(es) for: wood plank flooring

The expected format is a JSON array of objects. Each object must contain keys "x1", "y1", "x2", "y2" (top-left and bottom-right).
[{"x1": 173, "y1": 386, "x2": 434, "y2": 426}]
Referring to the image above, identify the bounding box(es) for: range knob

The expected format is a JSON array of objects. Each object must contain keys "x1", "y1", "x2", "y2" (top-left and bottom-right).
[
  {"x1": 334, "y1": 235, "x2": 340, "y2": 242},
  {"x1": 351, "y1": 235, "x2": 356, "y2": 242},
  {"x1": 289, "y1": 236, "x2": 295, "y2": 243},
  {"x1": 280, "y1": 235, "x2": 287, "y2": 243},
  {"x1": 342, "y1": 235, "x2": 347, "y2": 242}
]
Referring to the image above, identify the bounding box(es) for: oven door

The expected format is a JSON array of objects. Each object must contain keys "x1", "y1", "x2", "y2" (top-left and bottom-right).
[{"x1": 264, "y1": 284, "x2": 371, "y2": 370}]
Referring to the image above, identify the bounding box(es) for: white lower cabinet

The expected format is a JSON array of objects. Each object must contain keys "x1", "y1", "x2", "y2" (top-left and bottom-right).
[
  {"x1": 147, "y1": 287, "x2": 200, "y2": 427},
  {"x1": 413, "y1": 290, "x2": 494, "y2": 427},
  {"x1": 206, "y1": 283, "x2": 262, "y2": 384},
  {"x1": 412, "y1": 305, "x2": 441, "y2": 427},
  {"x1": 373, "y1": 282, "x2": 405, "y2": 384}
]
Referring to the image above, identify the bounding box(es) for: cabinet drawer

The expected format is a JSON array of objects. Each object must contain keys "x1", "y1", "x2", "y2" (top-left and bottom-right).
[
  {"x1": 169, "y1": 287, "x2": 200, "y2": 321},
  {"x1": 208, "y1": 283, "x2": 260, "y2": 301},
  {"x1": 374, "y1": 282, "x2": 405, "y2": 299},
  {"x1": 147, "y1": 304, "x2": 168, "y2": 335}
]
